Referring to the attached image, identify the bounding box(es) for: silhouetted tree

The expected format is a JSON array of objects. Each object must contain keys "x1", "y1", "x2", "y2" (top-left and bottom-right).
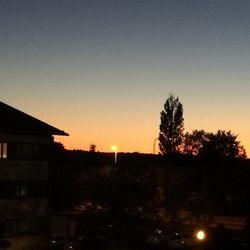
[
  {"x1": 185, "y1": 191, "x2": 204, "y2": 219},
  {"x1": 200, "y1": 130, "x2": 246, "y2": 158},
  {"x1": 183, "y1": 130, "x2": 209, "y2": 155},
  {"x1": 184, "y1": 130, "x2": 246, "y2": 158},
  {"x1": 159, "y1": 94, "x2": 184, "y2": 155},
  {"x1": 51, "y1": 141, "x2": 67, "y2": 159},
  {"x1": 89, "y1": 143, "x2": 96, "y2": 153}
]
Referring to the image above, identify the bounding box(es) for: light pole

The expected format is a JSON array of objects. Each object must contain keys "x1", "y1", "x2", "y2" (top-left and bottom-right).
[
  {"x1": 111, "y1": 145, "x2": 118, "y2": 163},
  {"x1": 153, "y1": 137, "x2": 159, "y2": 155},
  {"x1": 153, "y1": 132, "x2": 164, "y2": 154}
]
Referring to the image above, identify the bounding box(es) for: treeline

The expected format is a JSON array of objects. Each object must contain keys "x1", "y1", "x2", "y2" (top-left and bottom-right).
[
  {"x1": 159, "y1": 94, "x2": 246, "y2": 158},
  {"x1": 50, "y1": 148, "x2": 250, "y2": 219}
]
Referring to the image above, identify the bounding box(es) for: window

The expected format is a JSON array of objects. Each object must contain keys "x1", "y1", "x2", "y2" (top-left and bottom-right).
[
  {"x1": 2, "y1": 218, "x2": 47, "y2": 237},
  {"x1": 0, "y1": 181, "x2": 47, "y2": 199},
  {"x1": 21, "y1": 144, "x2": 36, "y2": 159},
  {"x1": 17, "y1": 144, "x2": 38, "y2": 160},
  {"x1": 16, "y1": 184, "x2": 28, "y2": 198},
  {"x1": 0, "y1": 143, "x2": 7, "y2": 158}
]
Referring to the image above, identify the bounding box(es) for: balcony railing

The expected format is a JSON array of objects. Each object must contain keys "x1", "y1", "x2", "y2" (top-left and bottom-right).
[
  {"x1": 0, "y1": 198, "x2": 48, "y2": 217},
  {"x1": 0, "y1": 161, "x2": 49, "y2": 180}
]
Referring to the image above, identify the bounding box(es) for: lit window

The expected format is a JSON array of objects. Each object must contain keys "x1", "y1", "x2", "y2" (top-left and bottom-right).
[{"x1": 0, "y1": 143, "x2": 7, "y2": 158}]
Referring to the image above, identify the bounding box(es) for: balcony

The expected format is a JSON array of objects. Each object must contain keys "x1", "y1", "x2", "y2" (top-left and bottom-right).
[
  {"x1": 0, "y1": 198, "x2": 48, "y2": 217},
  {"x1": 0, "y1": 160, "x2": 49, "y2": 180}
]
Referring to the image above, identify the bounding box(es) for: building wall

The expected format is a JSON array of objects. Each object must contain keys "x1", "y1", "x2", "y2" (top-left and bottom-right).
[
  {"x1": 0, "y1": 134, "x2": 53, "y2": 249},
  {"x1": 0, "y1": 161, "x2": 48, "y2": 181}
]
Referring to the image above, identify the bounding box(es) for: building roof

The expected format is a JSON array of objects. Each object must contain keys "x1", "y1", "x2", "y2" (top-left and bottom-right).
[{"x1": 0, "y1": 101, "x2": 69, "y2": 136}]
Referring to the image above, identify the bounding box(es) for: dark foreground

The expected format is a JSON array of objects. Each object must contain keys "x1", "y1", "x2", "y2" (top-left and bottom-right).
[{"x1": 50, "y1": 225, "x2": 249, "y2": 250}]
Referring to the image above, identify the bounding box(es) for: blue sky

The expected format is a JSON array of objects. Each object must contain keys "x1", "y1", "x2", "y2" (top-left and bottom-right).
[{"x1": 1, "y1": 0, "x2": 250, "y2": 155}]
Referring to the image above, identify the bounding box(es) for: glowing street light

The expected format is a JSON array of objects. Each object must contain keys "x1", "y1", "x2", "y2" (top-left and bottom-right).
[
  {"x1": 111, "y1": 145, "x2": 118, "y2": 163},
  {"x1": 196, "y1": 230, "x2": 205, "y2": 240},
  {"x1": 195, "y1": 229, "x2": 206, "y2": 241}
]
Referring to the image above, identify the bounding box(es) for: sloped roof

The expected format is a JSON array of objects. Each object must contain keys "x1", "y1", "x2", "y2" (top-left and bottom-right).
[{"x1": 0, "y1": 101, "x2": 68, "y2": 136}]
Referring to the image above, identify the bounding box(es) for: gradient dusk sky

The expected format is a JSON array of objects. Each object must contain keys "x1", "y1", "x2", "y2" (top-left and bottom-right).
[{"x1": 1, "y1": 0, "x2": 250, "y2": 155}]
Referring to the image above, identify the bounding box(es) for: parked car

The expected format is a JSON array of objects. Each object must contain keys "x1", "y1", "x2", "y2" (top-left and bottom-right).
[
  {"x1": 180, "y1": 228, "x2": 208, "y2": 248},
  {"x1": 167, "y1": 232, "x2": 185, "y2": 248},
  {"x1": 146, "y1": 227, "x2": 168, "y2": 246},
  {"x1": 50, "y1": 236, "x2": 65, "y2": 249},
  {"x1": 146, "y1": 226, "x2": 186, "y2": 249}
]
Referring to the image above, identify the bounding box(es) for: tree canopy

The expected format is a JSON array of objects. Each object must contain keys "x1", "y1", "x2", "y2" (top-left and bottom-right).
[{"x1": 183, "y1": 130, "x2": 246, "y2": 159}]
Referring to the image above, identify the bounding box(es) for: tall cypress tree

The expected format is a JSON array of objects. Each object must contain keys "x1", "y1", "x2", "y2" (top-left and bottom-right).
[{"x1": 159, "y1": 94, "x2": 184, "y2": 155}]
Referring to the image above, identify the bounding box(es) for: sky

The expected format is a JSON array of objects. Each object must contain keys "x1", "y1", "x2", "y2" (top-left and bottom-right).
[{"x1": 1, "y1": 0, "x2": 250, "y2": 155}]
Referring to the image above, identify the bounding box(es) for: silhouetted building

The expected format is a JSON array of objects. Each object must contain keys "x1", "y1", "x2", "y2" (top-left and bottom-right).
[{"x1": 0, "y1": 101, "x2": 68, "y2": 249}]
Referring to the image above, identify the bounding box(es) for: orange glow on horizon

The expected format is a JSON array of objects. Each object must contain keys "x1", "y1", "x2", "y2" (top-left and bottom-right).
[{"x1": 55, "y1": 132, "x2": 250, "y2": 158}]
